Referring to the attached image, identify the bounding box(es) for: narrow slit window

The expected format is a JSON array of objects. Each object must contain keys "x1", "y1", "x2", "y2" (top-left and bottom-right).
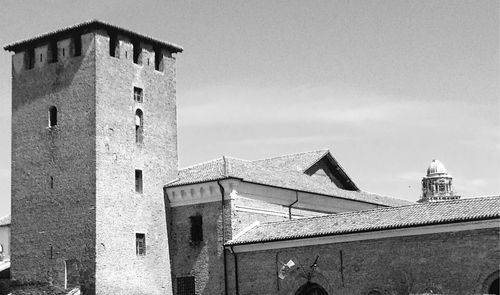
[
  {"x1": 133, "y1": 40, "x2": 141, "y2": 64},
  {"x1": 190, "y1": 215, "x2": 203, "y2": 244},
  {"x1": 154, "y1": 48, "x2": 163, "y2": 71},
  {"x1": 109, "y1": 34, "x2": 118, "y2": 57},
  {"x1": 49, "y1": 106, "x2": 58, "y2": 127},
  {"x1": 177, "y1": 277, "x2": 195, "y2": 295},
  {"x1": 50, "y1": 176, "x2": 54, "y2": 189},
  {"x1": 73, "y1": 34, "x2": 81, "y2": 56},
  {"x1": 135, "y1": 109, "x2": 144, "y2": 144},
  {"x1": 134, "y1": 87, "x2": 143, "y2": 102},
  {"x1": 135, "y1": 233, "x2": 146, "y2": 256},
  {"x1": 135, "y1": 169, "x2": 143, "y2": 193}
]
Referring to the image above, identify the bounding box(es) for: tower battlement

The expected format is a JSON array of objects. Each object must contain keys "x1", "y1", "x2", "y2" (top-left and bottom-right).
[{"x1": 4, "y1": 20, "x2": 183, "y2": 74}]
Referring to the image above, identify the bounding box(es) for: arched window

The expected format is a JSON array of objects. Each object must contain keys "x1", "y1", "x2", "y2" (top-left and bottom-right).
[
  {"x1": 135, "y1": 109, "x2": 143, "y2": 143},
  {"x1": 49, "y1": 106, "x2": 58, "y2": 127}
]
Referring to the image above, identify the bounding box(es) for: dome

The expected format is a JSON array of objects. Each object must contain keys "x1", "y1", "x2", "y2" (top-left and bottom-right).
[{"x1": 426, "y1": 159, "x2": 448, "y2": 176}]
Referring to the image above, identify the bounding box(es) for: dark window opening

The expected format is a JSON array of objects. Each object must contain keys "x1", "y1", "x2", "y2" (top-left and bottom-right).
[
  {"x1": 49, "y1": 41, "x2": 58, "y2": 63},
  {"x1": 154, "y1": 48, "x2": 163, "y2": 71},
  {"x1": 133, "y1": 41, "x2": 141, "y2": 64},
  {"x1": 135, "y1": 233, "x2": 146, "y2": 256},
  {"x1": 134, "y1": 87, "x2": 143, "y2": 102},
  {"x1": 49, "y1": 106, "x2": 58, "y2": 127},
  {"x1": 109, "y1": 34, "x2": 118, "y2": 57},
  {"x1": 73, "y1": 34, "x2": 81, "y2": 56},
  {"x1": 190, "y1": 215, "x2": 203, "y2": 244},
  {"x1": 135, "y1": 169, "x2": 143, "y2": 193},
  {"x1": 177, "y1": 276, "x2": 195, "y2": 295},
  {"x1": 40, "y1": 53, "x2": 43, "y2": 62},
  {"x1": 50, "y1": 176, "x2": 54, "y2": 189},
  {"x1": 62, "y1": 48, "x2": 65, "y2": 57},
  {"x1": 26, "y1": 47, "x2": 35, "y2": 69},
  {"x1": 135, "y1": 109, "x2": 143, "y2": 144}
]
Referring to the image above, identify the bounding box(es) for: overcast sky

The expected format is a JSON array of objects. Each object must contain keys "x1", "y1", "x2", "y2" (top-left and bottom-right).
[{"x1": 0, "y1": 0, "x2": 498, "y2": 218}]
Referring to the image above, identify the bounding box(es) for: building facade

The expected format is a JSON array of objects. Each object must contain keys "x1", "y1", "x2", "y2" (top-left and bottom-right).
[
  {"x1": 5, "y1": 21, "x2": 182, "y2": 295},
  {"x1": 225, "y1": 197, "x2": 500, "y2": 295}
]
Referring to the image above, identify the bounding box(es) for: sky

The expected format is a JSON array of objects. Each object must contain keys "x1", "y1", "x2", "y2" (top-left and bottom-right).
[{"x1": 0, "y1": 0, "x2": 498, "y2": 218}]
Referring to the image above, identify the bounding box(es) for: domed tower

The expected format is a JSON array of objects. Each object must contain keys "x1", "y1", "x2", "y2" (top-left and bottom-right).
[{"x1": 418, "y1": 160, "x2": 460, "y2": 203}]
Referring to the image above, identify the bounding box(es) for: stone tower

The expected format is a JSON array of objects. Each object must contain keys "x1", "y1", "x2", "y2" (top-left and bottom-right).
[
  {"x1": 5, "y1": 21, "x2": 182, "y2": 294},
  {"x1": 418, "y1": 159, "x2": 460, "y2": 203}
]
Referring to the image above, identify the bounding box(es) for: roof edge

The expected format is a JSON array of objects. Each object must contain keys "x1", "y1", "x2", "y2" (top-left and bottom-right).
[
  {"x1": 4, "y1": 19, "x2": 183, "y2": 53},
  {"x1": 225, "y1": 214, "x2": 500, "y2": 246}
]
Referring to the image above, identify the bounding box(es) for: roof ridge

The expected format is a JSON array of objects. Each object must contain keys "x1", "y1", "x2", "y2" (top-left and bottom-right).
[
  {"x1": 179, "y1": 157, "x2": 224, "y2": 171},
  {"x1": 250, "y1": 149, "x2": 330, "y2": 162},
  {"x1": 300, "y1": 149, "x2": 331, "y2": 172},
  {"x1": 178, "y1": 156, "x2": 251, "y2": 171},
  {"x1": 256, "y1": 196, "x2": 500, "y2": 227}
]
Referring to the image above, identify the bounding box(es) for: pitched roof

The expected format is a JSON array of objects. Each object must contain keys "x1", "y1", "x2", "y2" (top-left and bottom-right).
[
  {"x1": 166, "y1": 150, "x2": 411, "y2": 207},
  {"x1": 0, "y1": 215, "x2": 10, "y2": 226},
  {"x1": 226, "y1": 196, "x2": 500, "y2": 245},
  {"x1": 4, "y1": 20, "x2": 183, "y2": 53}
]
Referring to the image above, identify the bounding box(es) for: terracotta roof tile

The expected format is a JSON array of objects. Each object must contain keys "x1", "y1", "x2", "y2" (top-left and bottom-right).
[
  {"x1": 166, "y1": 150, "x2": 411, "y2": 207},
  {"x1": 226, "y1": 196, "x2": 500, "y2": 245}
]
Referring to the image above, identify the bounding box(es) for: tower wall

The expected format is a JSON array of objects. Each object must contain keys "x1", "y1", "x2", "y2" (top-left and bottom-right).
[
  {"x1": 94, "y1": 31, "x2": 178, "y2": 294},
  {"x1": 10, "y1": 33, "x2": 97, "y2": 291}
]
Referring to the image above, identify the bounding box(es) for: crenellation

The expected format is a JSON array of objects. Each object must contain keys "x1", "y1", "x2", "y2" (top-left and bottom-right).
[
  {"x1": 117, "y1": 34, "x2": 132, "y2": 60},
  {"x1": 57, "y1": 38, "x2": 71, "y2": 62},
  {"x1": 34, "y1": 45, "x2": 48, "y2": 68},
  {"x1": 12, "y1": 51, "x2": 25, "y2": 74}
]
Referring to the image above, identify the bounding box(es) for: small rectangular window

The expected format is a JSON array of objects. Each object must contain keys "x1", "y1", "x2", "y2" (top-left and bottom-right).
[
  {"x1": 135, "y1": 169, "x2": 143, "y2": 193},
  {"x1": 177, "y1": 276, "x2": 195, "y2": 295},
  {"x1": 190, "y1": 215, "x2": 203, "y2": 244},
  {"x1": 73, "y1": 34, "x2": 81, "y2": 57},
  {"x1": 134, "y1": 87, "x2": 143, "y2": 103},
  {"x1": 136, "y1": 233, "x2": 146, "y2": 256}
]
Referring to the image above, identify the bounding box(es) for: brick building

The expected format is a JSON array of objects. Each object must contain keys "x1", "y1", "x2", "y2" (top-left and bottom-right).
[{"x1": 4, "y1": 21, "x2": 499, "y2": 295}]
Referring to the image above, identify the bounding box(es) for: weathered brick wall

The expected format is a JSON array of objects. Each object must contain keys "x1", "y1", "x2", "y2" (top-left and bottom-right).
[
  {"x1": 11, "y1": 33, "x2": 96, "y2": 292},
  {"x1": 168, "y1": 200, "x2": 230, "y2": 295},
  {"x1": 228, "y1": 228, "x2": 499, "y2": 295},
  {"x1": 168, "y1": 192, "x2": 331, "y2": 295},
  {"x1": 94, "y1": 31, "x2": 178, "y2": 295}
]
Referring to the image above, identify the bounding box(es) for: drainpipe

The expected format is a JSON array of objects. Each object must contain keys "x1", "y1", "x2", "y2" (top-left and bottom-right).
[
  {"x1": 218, "y1": 180, "x2": 228, "y2": 295},
  {"x1": 288, "y1": 191, "x2": 299, "y2": 220},
  {"x1": 230, "y1": 245, "x2": 240, "y2": 295}
]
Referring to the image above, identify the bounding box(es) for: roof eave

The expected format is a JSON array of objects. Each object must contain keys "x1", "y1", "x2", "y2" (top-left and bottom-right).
[
  {"x1": 225, "y1": 215, "x2": 500, "y2": 247},
  {"x1": 4, "y1": 20, "x2": 183, "y2": 53}
]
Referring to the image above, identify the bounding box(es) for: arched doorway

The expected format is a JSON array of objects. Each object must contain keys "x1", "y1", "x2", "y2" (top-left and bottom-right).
[{"x1": 295, "y1": 282, "x2": 328, "y2": 295}]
